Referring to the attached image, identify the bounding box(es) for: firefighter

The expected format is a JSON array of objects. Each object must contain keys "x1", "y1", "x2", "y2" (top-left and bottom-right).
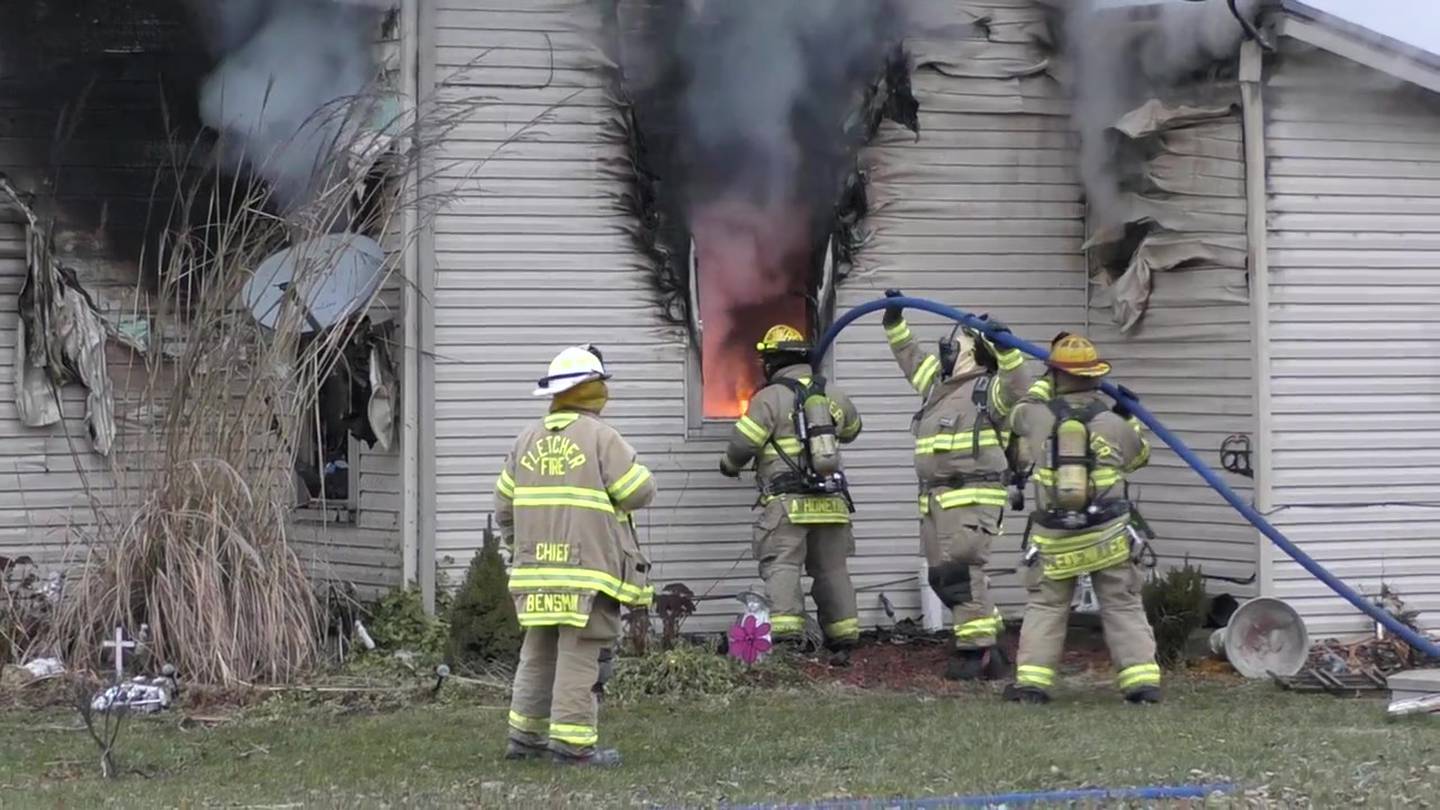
[
  {"x1": 719, "y1": 324, "x2": 864, "y2": 665},
  {"x1": 880, "y1": 289, "x2": 1031, "y2": 680},
  {"x1": 1004, "y1": 333, "x2": 1160, "y2": 705},
  {"x1": 495, "y1": 344, "x2": 657, "y2": 766}
]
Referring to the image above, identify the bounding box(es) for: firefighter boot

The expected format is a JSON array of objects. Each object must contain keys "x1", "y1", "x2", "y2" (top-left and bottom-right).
[
  {"x1": 1003, "y1": 683, "x2": 1051, "y2": 705},
  {"x1": 944, "y1": 648, "x2": 985, "y2": 681},
  {"x1": 552, "y1": 748, "x2": 623, "y2": 768},
  {"x1": 504, "y1": 739, "x2": 548, "y2": 761},
  {"x1": 1125, "y1": 685, "x2": 1163, "y2": 705},
  {"x1": 982, "y1": 645, "x2": 1011, "y2": 681}
]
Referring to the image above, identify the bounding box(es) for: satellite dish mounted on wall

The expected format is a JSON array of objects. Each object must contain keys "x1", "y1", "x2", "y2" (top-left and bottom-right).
[
  {"x1": 244, "y1": 233, "x2": 386, "y2": 333},
  {"x1": 1209, "y1": 596, "x2": 1310, "y2": 679}
]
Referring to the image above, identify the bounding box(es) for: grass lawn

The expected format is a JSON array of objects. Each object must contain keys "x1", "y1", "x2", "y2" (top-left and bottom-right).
[{"x1": 0, "y1": 675, "x2": 1436, "y2": 808}]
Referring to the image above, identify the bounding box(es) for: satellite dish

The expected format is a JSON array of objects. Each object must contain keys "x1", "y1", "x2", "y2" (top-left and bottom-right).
[
  {"x1": 244, "y1": 233, "x2": 385, "y2": 333},
  {"x1": 1209, "y1": 596, "x2": 1310, "y2": 679}
]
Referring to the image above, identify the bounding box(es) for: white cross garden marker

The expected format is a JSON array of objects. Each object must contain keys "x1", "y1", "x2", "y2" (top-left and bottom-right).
[{"x1": 101, "y1": 627, "x2": 136, "y2": 684}]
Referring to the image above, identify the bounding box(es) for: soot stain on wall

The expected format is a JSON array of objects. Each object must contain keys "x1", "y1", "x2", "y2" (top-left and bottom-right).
[{"x1": 0, "y1": 0, "x2": 208, "y2": 270}]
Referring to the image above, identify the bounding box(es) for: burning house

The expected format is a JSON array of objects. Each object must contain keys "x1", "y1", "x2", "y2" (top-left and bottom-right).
[{"x1": 3, "y1": 0, "x2": 1439, "y2": 641}]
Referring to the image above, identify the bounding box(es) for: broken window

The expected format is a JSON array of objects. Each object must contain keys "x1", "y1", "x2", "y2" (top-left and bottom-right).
[
  {"x1": 603, "y1": 2, "x2": 916, "y2": 433},
  {"x1": 292, "y1": 319, "x2": 396, "y2": 522},
  {"x1": 687, "y1": 231, "x2": 835, "y2": 428}
]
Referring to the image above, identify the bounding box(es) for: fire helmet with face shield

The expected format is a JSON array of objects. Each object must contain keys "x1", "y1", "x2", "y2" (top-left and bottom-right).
[{"x1": 533, "y1": 344, "x2": 611, "y2": 397}]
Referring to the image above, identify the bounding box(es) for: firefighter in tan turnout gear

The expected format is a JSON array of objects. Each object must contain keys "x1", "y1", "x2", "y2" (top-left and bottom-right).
[
  {"x1": 720, "y1": 324, "x2": 864, "y2": 665},
  {"x1": 1005, "y1": 333, "x2": 1161, "y2": 705},
  {"x1": 881, "y1": 290, "x2": 1031, "y2": 680},
  {"x1": 495, "y1": 345, "x2": 656, "y2": 766}
]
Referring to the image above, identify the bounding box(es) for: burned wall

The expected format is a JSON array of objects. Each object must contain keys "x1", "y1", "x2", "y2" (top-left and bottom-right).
[
  {"x1": 0, "y1": 0, "x2": 207, "y2": 275},
  {"x1": 605, "y1": 0, "x2": 914, "y2": 417}
]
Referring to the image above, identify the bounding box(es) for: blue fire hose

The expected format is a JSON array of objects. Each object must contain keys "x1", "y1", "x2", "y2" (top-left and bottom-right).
[
  {"x1": 812, "y1": 296, "x2": 1440, "y2": 660},
  {"x1": 723, "y1": 783, "x2": 1235, "y2": 809}
]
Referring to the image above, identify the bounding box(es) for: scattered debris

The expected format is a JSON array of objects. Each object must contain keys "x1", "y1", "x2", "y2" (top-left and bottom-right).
[
  {"x1": 1388, "y1": 694, "x2": 1440, "y2": 719},
  {"x1": 92, "y1": 675, "x2": 176, "y2": 715},
  {"x1": 1, "y1": 175, "x2": 116, "y2": 456},
  {"x1": 1274, "y1": 666, "x2": 1390, "y2": 697},
  {"x1": 22, "y1": 657, "x2": 64, "y2": 679},
  {"x1": 1, "y1": 657, "x2": 66, "y2": 689},
  {"x1": 1311, "y1": 636, "x2": 1420, "y2": 676},
  {"x1": 353, "y1": 620, "x2": 377, "y2": 651}
]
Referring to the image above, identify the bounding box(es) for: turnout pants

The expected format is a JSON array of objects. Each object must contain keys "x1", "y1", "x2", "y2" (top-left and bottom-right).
[
  {"x1": 508, "y1": 597, "x2": 621, "y2": 756},
  {"x1": 753, "y1": 499, "x2": 860, "y2": 647},
  {"x1": 1015, "y1": 561, "x2": 1160, "y2": 694},
  {"x1": 921, "y1": 498, "x2": 1003, "y2": 650}
]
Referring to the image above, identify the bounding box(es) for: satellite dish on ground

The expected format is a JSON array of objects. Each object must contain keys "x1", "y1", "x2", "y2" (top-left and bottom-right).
[
  {"x1": 244, "y1": 233, "x2": 385, "y2": 333},
  {"x1": 1209, "y1": 596, "x2": 1310, "y2": 679}
]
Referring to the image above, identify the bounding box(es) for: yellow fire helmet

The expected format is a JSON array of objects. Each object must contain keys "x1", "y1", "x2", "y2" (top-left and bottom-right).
[
  {"x1": 1047, "y1": 332, "x2": 1112, "y2": 378},
  {"x1": 756, "y1": 324, "x2": 809, "y2": 354}
]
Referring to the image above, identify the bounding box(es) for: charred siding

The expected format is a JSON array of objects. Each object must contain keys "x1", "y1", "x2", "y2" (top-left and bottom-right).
[{"x1": 836, "y1": 0, "x2": 1088, "y2": 621}]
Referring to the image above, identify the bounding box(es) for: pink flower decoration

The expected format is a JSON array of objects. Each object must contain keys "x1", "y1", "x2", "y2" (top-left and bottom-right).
[{"x1": 728, "y1": 614, "x2": 772, "y2": 665}]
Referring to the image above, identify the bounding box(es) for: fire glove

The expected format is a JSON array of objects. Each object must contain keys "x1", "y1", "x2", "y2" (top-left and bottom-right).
[
  {"x1": 1112, "y1": 384, "x2": 1139, "y2": 419},
  {"x1": 976, "y1": 313, "x2": 1010, "y2": 335},
  {"x1": 883, "y1": 288, "x2": 905, "y2": 327},
  {"x1": 720, "y1": 456, "x2": 742, "y2": 478}
]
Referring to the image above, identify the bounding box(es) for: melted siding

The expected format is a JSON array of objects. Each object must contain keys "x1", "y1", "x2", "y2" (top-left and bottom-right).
[
  {"x1": 1086, "y1": 93, "x2": 1260, "y2": 590},
  {"x1": 837, "y1": 0, "x2": 1087, "y2": 621}
]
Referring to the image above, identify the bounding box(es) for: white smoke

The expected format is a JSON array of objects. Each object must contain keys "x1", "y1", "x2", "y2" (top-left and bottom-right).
[
  {"x1": 1064, "y1": 0, "x2": 1260, "y2": 227},
  {"x1": 186, "y1": 0, "x2": 386, "y2": 210}
]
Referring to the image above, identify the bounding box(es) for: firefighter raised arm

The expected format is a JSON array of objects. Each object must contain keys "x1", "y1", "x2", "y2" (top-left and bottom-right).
[{"x1": 880, "y1": 290, "x2": 1032, "y2": 682}]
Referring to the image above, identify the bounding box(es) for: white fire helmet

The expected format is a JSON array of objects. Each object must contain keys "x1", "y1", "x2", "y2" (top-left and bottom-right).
[{"x1": 533, "y1": 345, "x2": 611, "y2": 397}]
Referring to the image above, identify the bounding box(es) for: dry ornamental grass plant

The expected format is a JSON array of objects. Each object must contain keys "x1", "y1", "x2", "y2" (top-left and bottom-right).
[{"x1": 41, "y1": 74, "x2": 518, "y2": 684}]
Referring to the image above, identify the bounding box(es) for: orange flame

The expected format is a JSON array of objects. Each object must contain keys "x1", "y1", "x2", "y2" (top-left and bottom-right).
[{"x1": 693, "y1": 197, "x2": 812, "y2": 420}]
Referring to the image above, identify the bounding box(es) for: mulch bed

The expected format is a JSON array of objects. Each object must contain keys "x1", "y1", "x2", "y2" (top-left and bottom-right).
[{"x1": 799, "y1": 622, "x2": 1238, "y2": 694}]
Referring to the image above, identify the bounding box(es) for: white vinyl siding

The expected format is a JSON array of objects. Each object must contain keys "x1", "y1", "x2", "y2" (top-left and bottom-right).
[
  {"x1": 837, "y1": 0, "x2": 1087, "y2": 620},
  {"x1": 1263, "y1": 42, "x2": 1440, "y2": 635},
  {"x1": 428, "y1": 1, "x2": 742, "y2": 620},
  {"x1": 1086, "y1": 93, "x2": 1259, "y2": 590}
]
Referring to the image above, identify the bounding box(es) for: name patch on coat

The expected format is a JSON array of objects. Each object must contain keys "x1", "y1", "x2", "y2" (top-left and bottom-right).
[
  {"x1": 535, "y1": 543, "x2": 573, "y2": 563},
  {"x1": 520, "y1": 435, "x2": 587, "y2": 477},
  {"x1": 524, "y1": 592, "x2": 581, "y2": 615}
]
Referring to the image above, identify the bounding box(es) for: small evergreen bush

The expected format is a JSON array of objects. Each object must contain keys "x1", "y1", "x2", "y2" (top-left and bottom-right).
[
  {"x1": 445, "y1": 540, "x2": 522, "y2": 670},
  {"x1": 1142, "y1": 563, "x2": 1208, "y2": 667}
]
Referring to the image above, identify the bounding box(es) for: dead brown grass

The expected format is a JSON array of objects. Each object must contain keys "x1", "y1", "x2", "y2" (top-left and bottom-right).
[{"x1": 45, "y1": 84, "x2": 473, "y2": 685}]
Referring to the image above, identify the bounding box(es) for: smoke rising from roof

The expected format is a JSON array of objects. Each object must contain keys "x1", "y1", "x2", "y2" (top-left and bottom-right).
[
  {"x1": 1062, "y1": 0, "x2": 1260, "y2": 227},
  {"x1": 184, "y1": 0, "x2": 385, "y2": 210}
]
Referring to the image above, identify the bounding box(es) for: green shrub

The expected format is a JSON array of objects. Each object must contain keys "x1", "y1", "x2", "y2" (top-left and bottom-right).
[
  {"x1": 1142, "y1": 564, "x2": 1208, "y2": 667},
  {"x1": 366, "y1": 586, "x2": 449, "y2": 663},
  {"x1": 607, "y1": 643, "x2": 745, "y2": 701},
  {"x1": 445, "y1": 542, "x2": 523, "y2": 670}
]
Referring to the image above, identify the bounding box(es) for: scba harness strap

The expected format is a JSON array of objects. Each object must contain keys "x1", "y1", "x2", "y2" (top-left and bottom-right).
[{"x1": 760, "y1": 376, "x2": 854, "y2": 510}]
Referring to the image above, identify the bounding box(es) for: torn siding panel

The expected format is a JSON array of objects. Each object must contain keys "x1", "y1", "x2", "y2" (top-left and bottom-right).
[
  {"x1": 838, "y1": 0, "x2": 1085, "y2": 622},
  {"x1": 0, "y1": 12, "x2": 404, "y2": 590},
  {"x1": 1266, "y1": 43, "x2": 1440, "y2": 636},
  {"x1": 1084, "y1": 82, "x2": 1258, "y2": 589},
  {"x1": 0, "y1": 214, "x2": 100, "y2": 563}
]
